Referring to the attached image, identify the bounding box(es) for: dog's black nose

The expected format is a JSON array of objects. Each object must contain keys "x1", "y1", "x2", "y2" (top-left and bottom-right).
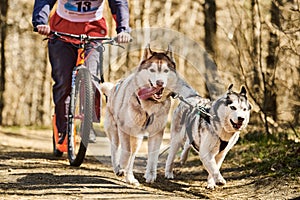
[
  {"x1": 238, "y1": 117, "x2": 244, "y2": 122},
  {"x1": 156, "y1": 80, "x2": 164, "y2": 87}
]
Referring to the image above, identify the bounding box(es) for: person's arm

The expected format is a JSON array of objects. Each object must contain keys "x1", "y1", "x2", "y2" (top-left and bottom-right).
[
  {"x1": 32, "y1": 0, "x2": 56, "y2": 27},
  {"x1": 108, "y1": 0, "x2": 131, "y2": 33},
  {"x1": 32, "y1": 0, "x2": 56, "y2": 35}
]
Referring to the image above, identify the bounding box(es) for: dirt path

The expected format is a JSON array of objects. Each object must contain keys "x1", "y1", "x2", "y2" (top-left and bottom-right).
[{"x1": 0, "y1": 127, "x2": 299, "y2": 199}]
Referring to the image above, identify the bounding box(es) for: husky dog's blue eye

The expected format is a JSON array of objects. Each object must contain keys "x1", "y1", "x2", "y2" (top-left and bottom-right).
[
  {"x1": 149, "y1": 68, "x2": 155, "y2": 73},
  {"x1": 163, "y1": 69, "x2": 169, "y2": 73},
  {"x1": 230, "y1": 106, "x2": 237, "y2": 110}
]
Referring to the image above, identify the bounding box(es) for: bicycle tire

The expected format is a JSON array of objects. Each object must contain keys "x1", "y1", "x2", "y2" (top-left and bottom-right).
[{"x1": 67, "y1": 67, "x2": 93, "y2": 167}]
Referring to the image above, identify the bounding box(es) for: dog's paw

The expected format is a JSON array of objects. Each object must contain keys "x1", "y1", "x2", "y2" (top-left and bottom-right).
[
  {"x1": 115, "y1": 170, "x2": 124, "y2": 176},
  {"x1": 207, "y1": 176, "x2": 216, "y2": 190},
  {"x1": 144, "y1": 172, "x2": 157, "y2": 183},
  {"x1": 114, "y1": 165, "x2": 124, "y2": 176},
  {"x1": 206, "y1": 183, "x2": 216, "y2": 190},
  {"x1": 180, "y1": 153, "x2": 188, "y2": 165},
  {"x1": 207, "y1": 180, "x2": 216, "y2": 190},
  {"x1": 216, "y1": 176, "x2": 226, "y2": 186},
  {"x1": 165, "y1": 171, "x2": 174, "y2": 179},
  {"x1": 126, "y1": 174, "x2": 140, "y2": 186}
]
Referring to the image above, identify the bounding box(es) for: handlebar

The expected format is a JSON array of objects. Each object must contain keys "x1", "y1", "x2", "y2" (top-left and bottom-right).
[{"x1": 33, "y1": 27, "x2": 132, "y2": 46}]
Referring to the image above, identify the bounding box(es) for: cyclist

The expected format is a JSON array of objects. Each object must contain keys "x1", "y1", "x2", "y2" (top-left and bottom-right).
[{"x1": 32, "y1": 0, "x2": 131, "y2": 143}]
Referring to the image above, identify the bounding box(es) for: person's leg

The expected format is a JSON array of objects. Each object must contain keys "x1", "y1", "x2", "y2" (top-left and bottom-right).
[
  {"x1": 48, "y1": 39, "x2": 77, "y2": 135},
  {"x1": 85, "y1": 43, "x2": 102, "y2": 78}
]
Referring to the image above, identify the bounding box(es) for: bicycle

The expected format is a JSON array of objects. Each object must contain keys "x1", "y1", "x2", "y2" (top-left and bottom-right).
[{"x1": 35, "y1": 28, "x2": 125, "y2": 166}]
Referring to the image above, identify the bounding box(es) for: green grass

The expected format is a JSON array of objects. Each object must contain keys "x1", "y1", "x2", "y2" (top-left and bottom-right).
[{"x1": 231, "y1": 132, "x2": 300, "y2": 178}]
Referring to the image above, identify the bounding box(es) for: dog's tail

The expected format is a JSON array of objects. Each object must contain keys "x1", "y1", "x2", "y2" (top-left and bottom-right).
[{"x1": 100, "y1": 82, "x2": 114, "y2": 96}]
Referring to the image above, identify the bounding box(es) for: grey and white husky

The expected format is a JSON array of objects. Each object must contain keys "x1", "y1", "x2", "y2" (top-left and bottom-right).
[
  {"x1": 165, "y1": 84, "x2": 251, "y2": 189},
  {"x1": 101, "y1": 45, "x2": 197, "y2": 186}
]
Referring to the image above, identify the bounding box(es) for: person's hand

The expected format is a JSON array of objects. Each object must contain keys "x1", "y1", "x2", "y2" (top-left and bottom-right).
[
  {"x1": 36, "y1": 25, "x2": 51, "y2": 36},
  {"x1": 117, "y1": 32, "x2": 131, "y2": 43}
]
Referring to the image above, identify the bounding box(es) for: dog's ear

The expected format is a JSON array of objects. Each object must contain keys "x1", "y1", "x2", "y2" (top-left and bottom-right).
[
  {"x1": 240, "y1": 86, "x2": 247, "y2": 96},
  {"x1": 225, "y1": 95, "x2": 233, "y2": 105},
  {"x1": 142, "y1": 44, "x2": 153, "y2": 61},
  {"x1": 248, "y1": 102, "x2": 252, "y2": 110},
  {"x1": 165, "y1": 44, "x2": 175, "y2": 63},
  {"x1": 227, "y1": 84, "x2": 233, "y2": 93}
]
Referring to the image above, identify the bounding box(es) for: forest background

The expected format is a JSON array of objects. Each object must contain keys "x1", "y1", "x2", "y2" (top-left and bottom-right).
[{"x1": 0, "y1": 0, "x2": 299, "y2": 138}]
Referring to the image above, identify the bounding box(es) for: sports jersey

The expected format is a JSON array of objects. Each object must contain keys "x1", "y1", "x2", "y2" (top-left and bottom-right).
[
  {"x1": 32, "y1": 0, "x2": 130, "y2": 35},
  {"x1": 56, "y1": 0, "x2": 105, "y2": 22}
]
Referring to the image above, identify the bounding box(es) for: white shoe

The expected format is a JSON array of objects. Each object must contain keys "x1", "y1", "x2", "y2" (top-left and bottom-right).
[{"x1": 89, "y1": 129, "x2": 97, "y2": 143}]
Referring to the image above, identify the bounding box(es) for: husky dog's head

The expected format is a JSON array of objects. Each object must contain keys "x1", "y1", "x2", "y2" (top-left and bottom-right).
[
  {"x1": 136, "y1": 44, "x2": 177, "y2": 102},
  {"x1": 213, "y1": 84, "x2": 252, "y2": 133}
]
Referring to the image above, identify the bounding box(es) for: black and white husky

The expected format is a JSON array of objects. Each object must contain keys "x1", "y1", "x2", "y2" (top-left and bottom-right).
[{"x1": 165, "y1": 84, "x2": 251, "y2": 189}]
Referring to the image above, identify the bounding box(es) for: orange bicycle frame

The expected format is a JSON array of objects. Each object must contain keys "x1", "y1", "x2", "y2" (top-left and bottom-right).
[{"x1": 76, "y1": 48, "x2": 85, "y2": 66}]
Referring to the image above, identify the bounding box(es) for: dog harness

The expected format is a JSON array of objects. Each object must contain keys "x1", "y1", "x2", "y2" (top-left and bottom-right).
[
  {"x1": 219, "y1": 140, "x2": 229, "y2": 152},
  {"x1": 172, "y1": 92, "x2": 229, "y2": 153},
  {"x1": 182, "y1": 100, "x2": 228, "y2": 153}
]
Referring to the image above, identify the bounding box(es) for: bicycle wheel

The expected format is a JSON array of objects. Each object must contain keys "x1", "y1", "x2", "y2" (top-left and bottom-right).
[{"x1": 68, "y1": 67, "x2": 93, "y2": 167}]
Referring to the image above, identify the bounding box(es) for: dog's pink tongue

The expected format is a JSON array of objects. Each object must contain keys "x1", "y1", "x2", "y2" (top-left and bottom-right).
[
  {"x1": 138, "y1": 87, "x2": 160, "y2": 100},
  {"x1": 236, "y1": 122, "x2": 243, "y2": 129}
]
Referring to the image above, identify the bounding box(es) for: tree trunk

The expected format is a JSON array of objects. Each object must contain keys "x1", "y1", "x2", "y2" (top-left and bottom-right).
[
  {"x1": 264, "y1": 0, "x2": 281, "y2": 122},
  {"x1": 204, "y1": 0, "x2": 216, "y2": 55},
  {"x1": 0, "y1": 0, "x2": 8, "y2": 124}
]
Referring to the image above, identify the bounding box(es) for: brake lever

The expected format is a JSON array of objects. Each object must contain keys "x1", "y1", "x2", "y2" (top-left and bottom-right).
[
  {"x1": 103, "y1": 40, "x2": 125, "y2": 49},
  {"x1": 103, "y1": 36, "x2": 133, "y2": 49},
  {"x1": 115, "y1": 43, "x2": 125, "y2": 49}
]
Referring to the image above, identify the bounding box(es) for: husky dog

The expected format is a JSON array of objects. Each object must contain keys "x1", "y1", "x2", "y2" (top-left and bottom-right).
[
  {"x1": 165, "y1": 84, "x2": 251, "y2": 189},
  {"x1": 101, "y1": 45, "x2": 197, "y2": 186}
]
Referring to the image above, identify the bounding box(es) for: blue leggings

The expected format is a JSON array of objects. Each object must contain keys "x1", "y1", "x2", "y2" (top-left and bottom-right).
[{"x1": 48, "y1": 39, "x2": 101, "y2": 134}]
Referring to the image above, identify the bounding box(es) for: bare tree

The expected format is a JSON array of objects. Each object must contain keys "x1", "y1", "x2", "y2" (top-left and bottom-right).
[
  {"x1": 0, "y1": 0, "x2": 8, "y2": 124},
  {"x1": 216, "y1": 0, "x2": 300, "y2": 134},
  {"x1": 204, "y1": 0, "x2": 217, "y2": 55}
]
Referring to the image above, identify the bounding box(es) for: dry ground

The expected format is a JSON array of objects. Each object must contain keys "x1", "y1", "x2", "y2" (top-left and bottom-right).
[{"x1": 0, "y1": 127, "x2": 299, "y2": 200}]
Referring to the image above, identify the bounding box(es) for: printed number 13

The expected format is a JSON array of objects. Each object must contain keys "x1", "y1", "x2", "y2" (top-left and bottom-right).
[{"x1": 76, "y1": 2, "x2": 91, "y2": 12}]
